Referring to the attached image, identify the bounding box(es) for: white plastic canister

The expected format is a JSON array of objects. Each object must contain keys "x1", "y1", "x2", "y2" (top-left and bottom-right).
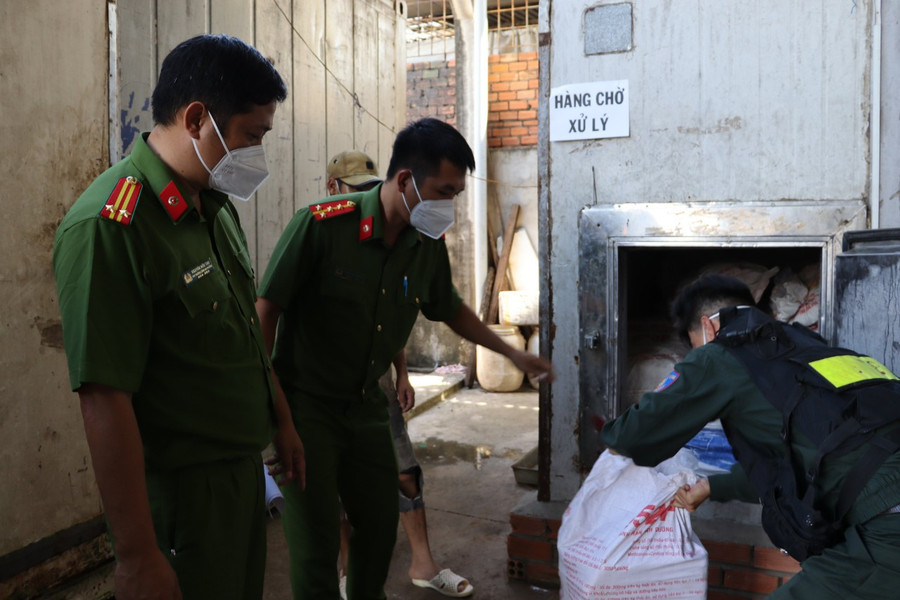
[
  {"x1": 476, "y1": 324, "x2": 525, "y2": 392},
  {"x1": 526, "y1": 329, "x2": 540, "y2": 389}
]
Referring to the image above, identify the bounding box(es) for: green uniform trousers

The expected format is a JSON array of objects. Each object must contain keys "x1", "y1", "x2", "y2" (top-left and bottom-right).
[
  {"x1": 771, "y1": 513, "x2": 900, "y2": 599},
  {"x1": 281, "y1": 395, "x2": 399, "y2": 600},
  {"x1": 145, "y1": 455, "x2": 267, "y2": 599}
]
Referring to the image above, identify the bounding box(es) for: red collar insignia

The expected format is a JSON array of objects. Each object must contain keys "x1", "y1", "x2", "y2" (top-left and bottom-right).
[
  {"x1": 160, "y1": 181, "x2": 189, "y2": 222},
  {"x1": 359, "y1": 216, "x2": 374, "y2": 240}
]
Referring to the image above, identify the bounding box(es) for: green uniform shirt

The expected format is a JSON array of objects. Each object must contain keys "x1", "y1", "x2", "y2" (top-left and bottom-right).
[
  {"x1": 54, "y1": 133, "x2": 275, "y2": 470},
  {"x1": 602, "y1": 342, "x2": 900, "y2": 524},
  {"x1": 258, "y1": 185, "x2": 462, "y2": 403}
]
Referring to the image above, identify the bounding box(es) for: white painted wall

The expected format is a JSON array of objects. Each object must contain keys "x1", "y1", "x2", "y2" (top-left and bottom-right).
[{"x1": 541, "y1": 0, "x2": 885, "y2": 499}]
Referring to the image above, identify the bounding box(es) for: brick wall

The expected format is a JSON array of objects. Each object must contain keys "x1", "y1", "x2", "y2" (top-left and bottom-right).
[
  {"x1": 407, "y1": 59, "x2": 458, "y2": 127},
  {"x1": 488, "y1": 51, "x2": 539, "y2": 148},
  {"x1": 507, "y1": 506, "x2": 802, "y2": 597},
  {"x1": 705, "y1": 540, "x2": 800, "y2": 599},
  {"x1": 406, "y1": 51, "x2": 539, "y2": 148}
]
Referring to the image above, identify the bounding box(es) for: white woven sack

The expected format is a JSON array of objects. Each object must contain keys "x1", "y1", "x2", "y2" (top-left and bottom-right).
[{"x1": 558, "y1": 450, "x2": 708, "y2": 599}]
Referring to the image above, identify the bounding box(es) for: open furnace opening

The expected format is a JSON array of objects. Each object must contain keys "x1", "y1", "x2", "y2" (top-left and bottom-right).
[{"x1": 620, "y1": 246, "x2": 822, "y2": 408}]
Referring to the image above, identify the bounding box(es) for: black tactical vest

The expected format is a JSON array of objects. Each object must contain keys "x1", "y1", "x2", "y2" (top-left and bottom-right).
[{"x1": 712, "y1": 306, "x2": 900, "y2": 561}]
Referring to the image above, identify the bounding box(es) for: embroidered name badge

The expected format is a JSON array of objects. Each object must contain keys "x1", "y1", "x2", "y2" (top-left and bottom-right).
[
  {"x1": 654, "y1": 370, "x2": 681, "y2": 392},
  {"x1": 183, "y1": 259, "x2": 215, "y2": 286}
]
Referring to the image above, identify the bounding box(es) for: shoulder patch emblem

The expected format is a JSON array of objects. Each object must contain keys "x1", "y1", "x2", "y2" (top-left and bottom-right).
[
  {"x1": 99, "y1": 176, "x2": 142, "y2": 225},
  {"x1": 654, "y1": 370, "x2": 681, "y2": 392},
  {"x1": 310, "y1": 198, "x2": 357, "y2": 221}
]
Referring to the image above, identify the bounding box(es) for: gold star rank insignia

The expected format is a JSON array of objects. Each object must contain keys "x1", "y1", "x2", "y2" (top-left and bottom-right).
[
  {"x1": 310, "y1": 198, "x2": 357, "y2": 221},
  {"x1": 99, "y1": 176, "x2": 142, "y2": 225}
]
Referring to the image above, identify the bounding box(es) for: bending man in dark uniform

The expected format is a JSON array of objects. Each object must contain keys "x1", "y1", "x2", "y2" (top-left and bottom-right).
[
  {"x1": 54, "y1": 35, "x2": 296, "y2": 600},
  {"x1": 601, "y1": 274, "x2": 900, "y2": 599},
  {"x1": 256, "y1": 118, "x2": 554, "y2": 600}
]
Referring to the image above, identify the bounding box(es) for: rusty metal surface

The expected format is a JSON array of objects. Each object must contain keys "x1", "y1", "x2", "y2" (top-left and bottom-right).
[{"x1": 577, "y1": 200, "x2": 867, "y2": 469}]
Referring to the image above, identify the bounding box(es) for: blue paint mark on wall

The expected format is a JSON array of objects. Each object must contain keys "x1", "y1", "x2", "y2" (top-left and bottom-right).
[{"x1": 119, "y1": 91, "x2": 149, "y2": 159}]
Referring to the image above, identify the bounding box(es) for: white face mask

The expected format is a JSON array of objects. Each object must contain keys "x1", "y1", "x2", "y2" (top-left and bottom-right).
[
  {"x1": 701, "y1": 312, "x2": 720, "y2": 345},
  {"x1": 700, "y1": 305, "x2": 751, "y2": 344},
  {"x1": 401, "y1": 175, "x2": 455, "y2": 239},
  {"x1": 192, "y1": 112, "x2": 270, "y2": 201}
]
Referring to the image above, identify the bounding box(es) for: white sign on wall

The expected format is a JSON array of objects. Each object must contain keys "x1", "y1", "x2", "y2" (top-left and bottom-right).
[{"x1": 549, "y1": 80, "x2": 629, "y2": 142}]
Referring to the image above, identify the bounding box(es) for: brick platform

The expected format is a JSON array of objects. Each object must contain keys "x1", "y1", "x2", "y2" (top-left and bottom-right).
[{"x1": 507, "y1": 497, "x2": 801, "y2": 597}]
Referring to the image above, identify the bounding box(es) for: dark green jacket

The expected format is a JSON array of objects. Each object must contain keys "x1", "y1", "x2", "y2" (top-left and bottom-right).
[{"x1": 602, "y1": 342, "x2": 900, "y2": 524}]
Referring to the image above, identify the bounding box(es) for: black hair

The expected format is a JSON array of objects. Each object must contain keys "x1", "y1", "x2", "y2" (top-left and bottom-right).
[
  {"x1": 385, "y1": 118, "x2": 476, "y2": 181},
  {"x1": 151, "y1": 34, "x2": 287, "y2": 128},
  {"x1": 670, "y1": 274, "x2": 757, "y2": 344}
]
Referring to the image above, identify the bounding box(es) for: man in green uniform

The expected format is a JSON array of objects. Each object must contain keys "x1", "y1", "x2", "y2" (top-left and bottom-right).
[
  {"x1": 326, "y1": 151, "x2": 474, "y2": 599},
  {"x1": 256, "y1": 118, "x2": 554, "y2": 600},
  {"x1": 53, "y1": 35, "x2": 300, "y2": 600},
  {"x1": 601, "y1": 275, "x2": 900, "y2": 599}
]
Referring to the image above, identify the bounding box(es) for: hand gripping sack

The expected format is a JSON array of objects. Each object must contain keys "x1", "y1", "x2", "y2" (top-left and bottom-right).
[{"x1": 558, "y1": 451, "x2": 708, "y2": 599}]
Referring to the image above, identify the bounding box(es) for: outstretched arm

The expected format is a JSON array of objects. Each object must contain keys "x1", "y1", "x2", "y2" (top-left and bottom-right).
[{"x1": 444, "y1": 304, "x2": 554, "y2": 383}]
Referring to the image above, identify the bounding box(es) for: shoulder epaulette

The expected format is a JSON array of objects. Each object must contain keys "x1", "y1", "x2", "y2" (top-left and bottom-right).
[
  {"x1": 99, "y1": 176, "x2": 142, "y2": 225},
  {"x1": 310, "y1": 198, "x2": 357, "y2": 221}
]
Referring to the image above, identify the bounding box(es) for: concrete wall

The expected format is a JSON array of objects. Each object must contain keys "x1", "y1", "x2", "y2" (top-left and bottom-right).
[
  {"x1": 540, "y1": 0, "x2": 884, "y2": 501},
  {"x1": 490, "y1": 147, "x2": 539, "y2": 252},
  {"x1": 880, "y1": 1, "x2": 900, "y2": 228},
  {"x1": 404, "y1": 30, "x2": 541, "y2": 368},
  {"x1": 0, "y1": 0, "x2": 109, "y2": 560},
  {"x1": 0, "y1": 0, "x2": 406, "y2": 590}
]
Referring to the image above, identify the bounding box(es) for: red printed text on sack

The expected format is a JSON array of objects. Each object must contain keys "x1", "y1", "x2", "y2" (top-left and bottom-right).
[{"x1": 631, "y1": 501, "x2": 675, "y2": 528}]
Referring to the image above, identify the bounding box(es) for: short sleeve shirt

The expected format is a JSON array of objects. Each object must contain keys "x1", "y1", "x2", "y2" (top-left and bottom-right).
[
  {"x1": 258, "y1": 185, "x2": 462, "y2": 402},
  {"x1": 53, "y1": 133, "x2": 275, "y2": 470}
]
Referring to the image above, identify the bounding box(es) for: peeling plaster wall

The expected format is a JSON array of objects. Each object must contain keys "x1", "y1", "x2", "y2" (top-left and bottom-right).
[
  {"x1": 0, "y1": 1, "x2": 108, "y2": 554},
  {"x1": 541, "y1": 0, "x2": 874, "y2": 500}
]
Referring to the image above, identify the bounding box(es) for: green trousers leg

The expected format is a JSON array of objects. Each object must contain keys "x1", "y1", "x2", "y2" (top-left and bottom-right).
[
  {"x1": 282, "y1": 397, "x2": 399, "y2": 600},
  {"x1": 147, "y1": 456, "x2": 267, "y2": 600},
  {"x1": 771, "y1": 514, "x2": 900, "y2": 599}
]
